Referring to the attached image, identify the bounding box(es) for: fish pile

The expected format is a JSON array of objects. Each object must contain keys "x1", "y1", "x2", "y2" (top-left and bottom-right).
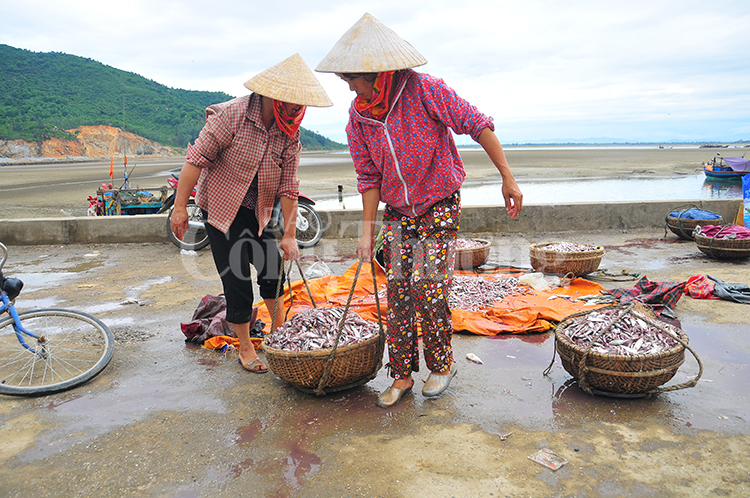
[
  {"x1": 560, "y1": 307, "x2": 681, "y2": 355},
  {"x1": 456, "y1": 238, "x2": 485, "y2": 250},
  {"x1": 542, "y1": 242, "x2": 598, "y2": 252},
  {"x1": 265, "y1": 307, "x2": 379, "y2": 352},
  {"x1": 448, "y1": 275, "x2": 520, "y2": 311}
]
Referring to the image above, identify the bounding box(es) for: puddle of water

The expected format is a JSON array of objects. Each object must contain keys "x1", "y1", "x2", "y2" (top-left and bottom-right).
[
  {"x1": 10, "y1": 272, "x2": 75, "y2": 292},
  {"x1": 313, "y1": 175, "x2": 742, "y2": 210},
  {"x1": 449, "y1": 319, "x2": 750, "y2": 435},
  {"x1": 282, "y1": 440, "x2": 322, "y2": 489},
  {"x1": 78, "y1": 302, "x2": 129, "y2": 315},
  {"x1": 99, "y1": 316, "x2": 135, "y2": 327},
  {"x1": 13, "y1": 296, "x2": 61, "y2": 309}
]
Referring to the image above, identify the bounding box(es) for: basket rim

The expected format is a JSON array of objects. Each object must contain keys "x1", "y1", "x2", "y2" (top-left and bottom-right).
[
  {"x1": 261, "y1": 331, "x2": 381, "y2": 359},
  {"x1": 667, "y1": 214, "x2": 723, "y2": 223},
  {"x1": 694, "y1": 232, "x2": 750, "y2": 243},
  {"x1": 455, "y1": 238, "x2": 491, "y2": 253},
  {"x1": 554, "y1": 322, "x2": 688, "y2": 360},
  {"x1": 530, "y1": 242, "x2": 605, "y2": 256}
]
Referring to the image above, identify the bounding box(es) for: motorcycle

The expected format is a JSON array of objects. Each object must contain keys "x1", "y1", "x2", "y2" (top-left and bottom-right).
[{"x1": 159, "y1": 174, "x2": 324, "y2": 251}]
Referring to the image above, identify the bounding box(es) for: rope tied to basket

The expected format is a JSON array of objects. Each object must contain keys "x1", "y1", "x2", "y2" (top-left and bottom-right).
[
  {"x1": 315, "y1": 259, "x2": 385, "y2": 395},
  {"x1": 544, "y1": 302, "x2": 703, "y2": 397}
]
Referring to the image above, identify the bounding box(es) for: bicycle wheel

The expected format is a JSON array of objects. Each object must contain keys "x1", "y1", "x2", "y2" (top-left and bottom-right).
[
  {"x1": 0, "y1": 309, "x2": 114, "y2": 396},
  {"x1": 293, "y1": 203, "x2": 323, "y2": 248},
  {"x1": 167, "y1": 200, "x2": 210, "y2": 251}
]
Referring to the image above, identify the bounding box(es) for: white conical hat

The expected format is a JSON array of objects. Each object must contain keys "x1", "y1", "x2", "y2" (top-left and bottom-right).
[
  {"x1": 244, "y1": 54, "x2": 332, "y2": 107},
  {"x1": 315, "y1": 13, "x2": 427, "y2": 73}
]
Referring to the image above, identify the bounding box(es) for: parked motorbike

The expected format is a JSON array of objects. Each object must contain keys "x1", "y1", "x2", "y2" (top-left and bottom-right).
[{"x1": 159, "y1": 174, "x2": 324, "y2": 250}]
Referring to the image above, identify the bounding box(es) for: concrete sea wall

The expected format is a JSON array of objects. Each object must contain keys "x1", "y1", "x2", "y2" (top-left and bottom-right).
[{"x1": 0, "y1": 199, "x2": 741, "y2": 245}]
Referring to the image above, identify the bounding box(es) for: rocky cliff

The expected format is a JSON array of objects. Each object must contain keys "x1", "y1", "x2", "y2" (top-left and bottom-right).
[{"x1": 0, "y1": 125, "x2": 182, "y2": 160}]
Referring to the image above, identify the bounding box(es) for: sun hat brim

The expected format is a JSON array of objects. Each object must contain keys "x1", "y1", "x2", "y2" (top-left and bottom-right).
[
  {"x1": 244, "y1": 54, "x2": 333, "y2": 107},
  {"x1": 315, "y1": 13, "x2": 427, "y2": 73}
]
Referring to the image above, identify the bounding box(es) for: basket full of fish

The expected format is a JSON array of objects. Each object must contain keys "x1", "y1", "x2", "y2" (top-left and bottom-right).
[
  {"x1": 455, "y1": 238, "x2": 491, "y2": 270},
  {"x1": 549, "y1": 303, "x2": 702, "y2": 396},
  {"x1": 262, "y1": 307, "x2": 385, "y2": 394},
  {"x1": 529, "y1": 242, "x2": 605, "y2": 277}
]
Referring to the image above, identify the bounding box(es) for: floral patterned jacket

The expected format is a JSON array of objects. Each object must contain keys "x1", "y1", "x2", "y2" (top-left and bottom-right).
[{"x1": 346, "y1": 69, "x2": 494, "y2": 217}]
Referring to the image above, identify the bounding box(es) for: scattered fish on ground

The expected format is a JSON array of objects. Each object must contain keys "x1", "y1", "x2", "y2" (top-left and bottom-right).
[{"x1": 466, "y1": 353, "x2": 484, "y2": 364}]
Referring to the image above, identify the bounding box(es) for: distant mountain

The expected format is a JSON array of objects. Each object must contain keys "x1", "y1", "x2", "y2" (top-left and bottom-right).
[{"x1": 0, "y1": 44, "x2": 345, "y2": 151}]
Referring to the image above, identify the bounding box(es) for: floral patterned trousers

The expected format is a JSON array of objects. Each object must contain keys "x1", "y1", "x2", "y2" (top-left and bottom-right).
[{"x1": 382, "y1": 190, "x2": 460, "y2": 379}]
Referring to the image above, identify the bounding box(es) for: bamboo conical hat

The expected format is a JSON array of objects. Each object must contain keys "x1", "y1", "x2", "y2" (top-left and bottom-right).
[
  {"x1": 244, "y1": 54, "x2": 332, "y2": 107},
  {"x1": 315, "y1": 13, "x2": 427, "y2": 73}
]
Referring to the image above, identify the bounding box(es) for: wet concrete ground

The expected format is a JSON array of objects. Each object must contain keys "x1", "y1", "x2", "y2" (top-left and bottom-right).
[{"x1": 1, "y1": 228, "x2": 750, "y2": 497}]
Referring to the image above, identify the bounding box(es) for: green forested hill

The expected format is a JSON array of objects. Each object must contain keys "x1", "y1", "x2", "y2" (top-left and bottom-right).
[{"x1": 0, "y1": 44, "x2": 345, "y2": 150}]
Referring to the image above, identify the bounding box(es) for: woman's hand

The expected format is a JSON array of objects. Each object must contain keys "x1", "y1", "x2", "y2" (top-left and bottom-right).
[
  {"x1": 279, "y1": 235, "x2": 299, "y2": 261},
  {"x1": 169, "y1": 207, "x2": 189, "y2": 240},
  {"x1": 356, "y1": 234, "x2": 375, "y2": 262},
  {"x1": 502, "y1": 178, "x2": 523, "y2": 220}
]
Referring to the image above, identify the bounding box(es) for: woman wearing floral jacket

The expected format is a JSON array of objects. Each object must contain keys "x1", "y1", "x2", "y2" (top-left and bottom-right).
[{"x1": 317, "y1": 14, "x2": 523, "y2": 407}]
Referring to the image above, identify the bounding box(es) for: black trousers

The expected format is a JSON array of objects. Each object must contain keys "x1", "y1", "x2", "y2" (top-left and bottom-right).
[{"x1": 204, "y1": 206, "x2": 285, "y2": 324}]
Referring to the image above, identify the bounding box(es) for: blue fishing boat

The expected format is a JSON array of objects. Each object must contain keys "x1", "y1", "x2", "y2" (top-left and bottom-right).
[{"x1": 703, "y1": 154, "x2": 750, "y2": 180}]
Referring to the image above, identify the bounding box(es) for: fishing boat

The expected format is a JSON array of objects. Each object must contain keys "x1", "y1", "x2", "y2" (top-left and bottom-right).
[{"x1": 703, "y1": 154, "x2": 750, "y2": 180}]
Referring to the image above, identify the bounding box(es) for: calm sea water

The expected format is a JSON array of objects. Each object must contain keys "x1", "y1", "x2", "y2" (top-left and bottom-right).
[{"x1": 314, "y1": 174, "x2": 744, "y2": 210}]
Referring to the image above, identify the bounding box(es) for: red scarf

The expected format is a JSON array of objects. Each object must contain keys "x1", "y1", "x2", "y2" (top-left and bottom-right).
[
  {"x1": 272, "y1": 99, "x2": 306, "y2": 138},
  {"x1": 354, "y1": 71, "x2": 396, "y2": 120}
]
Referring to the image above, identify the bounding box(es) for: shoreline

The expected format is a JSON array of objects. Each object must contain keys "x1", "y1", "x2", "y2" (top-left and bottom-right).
[{"x1": 0, "y1": 146, "x2": 739, "y2": 219}]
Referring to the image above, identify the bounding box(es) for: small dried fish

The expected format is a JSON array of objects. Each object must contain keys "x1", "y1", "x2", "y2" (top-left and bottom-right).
[
  {"x1": 448, "y1": 275, "x2": 521, "y2": 311},
  {"x1": 466, "y1": 353, "x2": 484, "y2": 364},
  {"x1": 542, "y1": 242, "x2": 598, "y2": 252},
  {"x1": 560, "y1": 307, "x2": 680, "y2": 355},
  {"x1": 266, "y1": 308, "x2": 379, "y2": 352},
  {"x1": 456, "y1": 238, "x2": 485, "y2": 250}
]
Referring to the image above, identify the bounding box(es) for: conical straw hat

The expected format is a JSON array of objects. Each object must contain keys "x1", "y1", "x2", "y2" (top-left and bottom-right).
[
  {"x1": 244, "y1": 54, "x2": 332, "y2": 107},
  {"x1": 315, "y1": 13, "x2": 427, "y2": 73}
]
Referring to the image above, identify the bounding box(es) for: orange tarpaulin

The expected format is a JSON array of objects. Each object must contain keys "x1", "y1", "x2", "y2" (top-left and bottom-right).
[
  {"x1": 202, "y1": 334, "x2": 267, "y2": 350},
  {"x1": 254, "y1": 262, "x2": 606, "y2": 335}
]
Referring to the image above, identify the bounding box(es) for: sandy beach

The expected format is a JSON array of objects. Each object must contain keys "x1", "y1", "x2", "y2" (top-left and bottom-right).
[{"x1": 0, "y1": 144, "x2": 739, "y2": 219}]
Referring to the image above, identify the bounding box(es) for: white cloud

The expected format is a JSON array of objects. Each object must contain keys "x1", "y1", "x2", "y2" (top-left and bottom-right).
[{"x1": 1, "y1": 0, "x2": 749, "y2": 144}]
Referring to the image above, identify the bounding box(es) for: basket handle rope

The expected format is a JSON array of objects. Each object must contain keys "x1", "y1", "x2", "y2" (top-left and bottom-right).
[
  {"x1": 270, "y1": 258, "x2": 321, "y2": 332},
  {"x1": 707, "y1": 225, "x2": 731, "y2": 259},
  {"x1": 314, "y1": 259, "x2": 385, "y2": 396},
  {"x1": 663, "y1": 203, "x2": 698, "y2": 239}
]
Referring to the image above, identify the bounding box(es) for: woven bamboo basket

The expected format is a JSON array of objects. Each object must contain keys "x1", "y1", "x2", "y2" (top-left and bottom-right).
[
  {"x1": 262, "y1": 333, "x2": 385, "y2": 392},
  {"x1": 695, "y1": 232, "x2": 750, "y2": 259},
  {"x1": 665, "y1": 209, "x2": 724, "y2": 240},
  {"x1": 261, "y1": 259, "x2": 386, "y2": 395},
  {"x1": 529, "y1": 242, "x2": 604, "y2": 276},
  {"x1": 455, "y1": 238, "x2": 491, "y2": 270},
  {"x1": 550, "y1": 304, "x2": 701, "y2": 396}
]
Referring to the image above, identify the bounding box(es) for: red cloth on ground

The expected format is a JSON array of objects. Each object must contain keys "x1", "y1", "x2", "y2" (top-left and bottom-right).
[{"x1": 685, "y1": 275, "x2": 720, "y2": 300}]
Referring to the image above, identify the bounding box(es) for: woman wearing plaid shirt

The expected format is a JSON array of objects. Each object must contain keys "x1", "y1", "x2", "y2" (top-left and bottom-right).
[{"x1": 171, "y1": 55, "x2": 331, "y2": 373}]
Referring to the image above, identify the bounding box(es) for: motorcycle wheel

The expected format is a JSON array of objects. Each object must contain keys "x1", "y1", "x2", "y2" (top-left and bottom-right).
[
  {"x1": 166, "y1": 200, "x2": 210, "y2": 251},
  {"x1": 279, "y1": 201, "x2": 323, "y2": 248}
]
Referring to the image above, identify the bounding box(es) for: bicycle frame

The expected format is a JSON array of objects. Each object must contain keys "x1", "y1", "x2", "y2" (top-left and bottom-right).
[{"x1": 0, "y1": 292, "x2": 46, "y2": 357}]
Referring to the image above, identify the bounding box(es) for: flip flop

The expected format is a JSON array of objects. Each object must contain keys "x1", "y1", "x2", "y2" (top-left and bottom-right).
[{"x1": 238, "y1": 357, "x2": 268, "y2": 374}]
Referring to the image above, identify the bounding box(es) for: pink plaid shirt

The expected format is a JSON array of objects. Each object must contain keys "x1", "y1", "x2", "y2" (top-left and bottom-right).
[{"x1": 186, "y1": 94, "x2": 300, "y2": 234}]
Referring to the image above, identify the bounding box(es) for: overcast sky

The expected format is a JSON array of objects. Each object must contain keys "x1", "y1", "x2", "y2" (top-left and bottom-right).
[{"x1": 2, "y1": 0, "x2": 749, "y2": 145}]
